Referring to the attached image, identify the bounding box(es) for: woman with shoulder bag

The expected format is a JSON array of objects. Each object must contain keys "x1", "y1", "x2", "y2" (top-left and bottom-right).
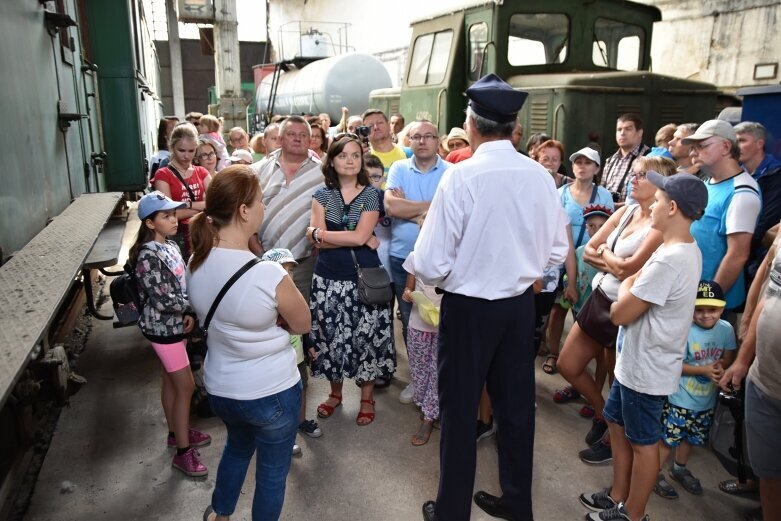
[
  {"x1": 152, "y1": 123, "x2": 213, "y2": 259},
  {"x1": 187, "y1": 166, "x2": 311, "y2": 521},
  {"x1": 306, "y1": 135, "x2": 395, "y2": 427},
  {"x1": 556, "y1": 156, "x2": 676, "y2": 463}
]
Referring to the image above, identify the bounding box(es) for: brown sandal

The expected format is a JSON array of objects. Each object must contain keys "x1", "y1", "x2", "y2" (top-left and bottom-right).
[
  {"x1": 356, "y1": 399, "x2": 376, "y2": 426},
  {"x1": 542, "y1": 354, "x2": 558, "y2": 375},
  {"x1": 317, "y1": 393, "x2": 342, "y2": 419}
]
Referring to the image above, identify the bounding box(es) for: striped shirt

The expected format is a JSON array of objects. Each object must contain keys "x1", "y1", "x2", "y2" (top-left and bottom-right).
[{"x1": 252, "y1": 149, "x2": 324, "y2": 259}]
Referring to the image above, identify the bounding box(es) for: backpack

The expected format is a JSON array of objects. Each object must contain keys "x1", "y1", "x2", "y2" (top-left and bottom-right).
[{"x1": 109, "y1": 263, "x2": 142, "y2": 326}]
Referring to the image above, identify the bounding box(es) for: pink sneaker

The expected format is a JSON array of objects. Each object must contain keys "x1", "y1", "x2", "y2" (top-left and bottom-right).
[
  {"x1": 172, "y1": 447, "x2": 208, "y2": 477},
  {"x1": 167, "y1": 428, "x2": 211, "y2": 448}
]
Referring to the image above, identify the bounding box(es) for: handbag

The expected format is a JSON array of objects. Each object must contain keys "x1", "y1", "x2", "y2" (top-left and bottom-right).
[
  {"x1": 575, "y1": 205, "x2": 639, "y2": 348},
  {"x1": 350, "y1": 249, "x2": 393, "y2": 306}
]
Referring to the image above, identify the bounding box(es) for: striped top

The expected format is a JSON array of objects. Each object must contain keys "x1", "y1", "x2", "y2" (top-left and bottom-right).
[{"x1": 253, "y1": 149, "x2": 324, "y2": 259}]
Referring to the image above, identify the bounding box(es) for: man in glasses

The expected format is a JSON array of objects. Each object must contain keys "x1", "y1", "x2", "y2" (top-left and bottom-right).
[
  {"x1": 228, "y1": 127, "x2": 251, "y2": 154},
  {"x1": 416, "y1": 74, "x2": 569, "y2": 521},
  {"x1": 685, "y1": 119, "x2": 761, "y2": 323},
  {"x1": 384, "y1": 121, "x2": 451, "y2": 399}
]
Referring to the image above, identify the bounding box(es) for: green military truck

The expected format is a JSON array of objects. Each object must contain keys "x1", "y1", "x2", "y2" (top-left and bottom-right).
[{"x1": 370, "y1": 0, "x2": 719, "y2": 154}]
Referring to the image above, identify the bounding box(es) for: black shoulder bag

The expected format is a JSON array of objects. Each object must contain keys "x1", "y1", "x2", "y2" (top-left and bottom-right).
[
  {"x1": 350, "y1": 249, "x2": 393, "y2": 306},
  {"x1": 167, "y1": 164, "x2": 198, "y2": 204},
  {"x1": 201, "y1": 257, "x2": 262, "y2": 340}
]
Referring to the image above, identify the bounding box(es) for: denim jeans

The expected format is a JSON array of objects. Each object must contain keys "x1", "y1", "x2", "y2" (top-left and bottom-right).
[
  {"x1": 208, "y1": 382, "x2": 302, "y2": 521},
  {"x1": 389, "y1": 255, "x2": 412, "y2": 344}
]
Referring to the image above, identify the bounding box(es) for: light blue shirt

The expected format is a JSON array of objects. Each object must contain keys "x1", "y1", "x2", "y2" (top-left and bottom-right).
[
  {"x1": 558, "y1": 184, "x2": 614, "y2": 249},
  {"x1": 386, "y1": 156, "x2": 450, "y2": 259},
  {"x1": 668, "y1": 320, "x2": 737, "y2": 411}
]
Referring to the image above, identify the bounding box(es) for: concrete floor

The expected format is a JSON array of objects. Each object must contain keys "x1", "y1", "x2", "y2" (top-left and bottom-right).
[
  {"x1": 22, "y1": 307, "x2": 759, "y2": 521},
  {"x1": 22, "y1": 213, "x2": 758, "y2": 521}
]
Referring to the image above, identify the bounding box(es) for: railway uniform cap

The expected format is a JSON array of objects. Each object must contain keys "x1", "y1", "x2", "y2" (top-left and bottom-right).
[
  {"x1": 138, "y1": 191, "x2": 186, "y2": 220},
  {"x1": 696, "y1": 280, "x2": 726, "y2": 308},
  {"x1": 569, "y1": 147, "x2": 601, "y2": 166},
  {"x1": 646, "y1": 171, "x2": 708, "y2": 220},
  {"x1": 465, "y1": 73, "x2": 528, "y2": 123},
  {"x1": 446, "y1": 127, "x2": 469, "y2": 148},
  {"x1": 681, "y1": 119, "x2": 737, "y2": 145},
  {"x1": 261, "y1": 248, "x2": 298, "y2": 266}
]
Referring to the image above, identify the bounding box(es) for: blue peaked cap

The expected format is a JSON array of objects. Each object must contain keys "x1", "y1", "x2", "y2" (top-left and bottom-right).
[{"x1": 466, "y1": 73, "x2": 528, "y2": 123}]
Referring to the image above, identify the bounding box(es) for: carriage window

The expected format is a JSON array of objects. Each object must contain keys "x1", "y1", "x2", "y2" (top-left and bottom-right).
[
  {"x1": 592, "y1": 18, "x2": 644, "y2": 71},
  {"x1": 468, "y1": 22, "x2": 489, "y2": 80},
  {"x1": 408, "y1": 30, "x2": 454, "y2": 86},
  {"x1": 507, "y1": 13, "x2": 569, "y2": 66}
]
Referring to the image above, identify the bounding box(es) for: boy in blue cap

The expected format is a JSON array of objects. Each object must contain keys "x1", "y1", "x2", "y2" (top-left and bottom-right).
[{"x1": 580, "y1": 172, "x2": 708, "y2": 521}]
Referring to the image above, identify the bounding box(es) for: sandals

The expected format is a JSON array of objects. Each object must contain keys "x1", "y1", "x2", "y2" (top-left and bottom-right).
[
  {"x1": 411, "y1": 420, "x2": 435, "y2": 446},
  {"x1": 669, "y1": 467, "x2": 703, "y2": 495},
  {"x1": 553, "y1": 385, "x2": 580, "y2": 403},
  {"x1": 316, "y1": 393, "x2": 342, "y2": 419},
  {"x1": 356, "y1": 399, "x2": 376, "y2": 426},
  {"x1": 720, "y1": 479, "x2": 758, "y2": 496},
  {"x1": 653, "y1": 473, "x2": 679, "y2": 499},
  {"x1": 542, "y1": 354, "x2": 558, "y2": 375},
  {"x1": 203, "y1": 506, "x2": 217, "y2": 521}
]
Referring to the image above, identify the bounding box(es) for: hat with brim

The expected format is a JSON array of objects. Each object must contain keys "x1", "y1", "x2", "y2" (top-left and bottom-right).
[
  {"x1": 646, "y1": 171, "x2": 708, "y2": 220},
  {"x1": 411, "y1": 291, "x2": 440, "y2": 328},
  {"x1": 569, "y1": 147, "x2": 601, "y2": 166},
  {"x1": 695, "y1": 280, "x2": 726, "y2": 307},
  {"x1": 229, "y1": 149, "x2": 253, "y2": 164},
  {"x1": 446, "y1": 127, "x2": 469, "y2": 149},
  {"x1": 466, "y1": 73, "x2": 528, "y2": 124},
  {"x1": 261, "y1": 248, "x2": 298, "y2": 265},
  {"x1": 138, "y1": 191, "x2": 186, "y2": 220},
  {"x1": 681, "y1": 119, "x2": 736, "y2": 145}
]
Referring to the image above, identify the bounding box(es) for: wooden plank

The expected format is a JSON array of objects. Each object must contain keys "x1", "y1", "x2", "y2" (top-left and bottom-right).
[
  {"x1": 84, "y1": 215, "x2": 128, "y2": 269},
  {"x1": 0, "y1": 192, "x2": 122, "y2": 405}
]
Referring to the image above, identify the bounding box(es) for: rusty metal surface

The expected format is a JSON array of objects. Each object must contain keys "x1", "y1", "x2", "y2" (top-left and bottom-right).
[{"x1": 0, "y1": 192, "x2": 122, "y2": 405}]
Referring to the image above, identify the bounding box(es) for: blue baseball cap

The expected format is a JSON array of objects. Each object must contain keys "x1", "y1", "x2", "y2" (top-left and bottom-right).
[{"x1": 138, "y1": 191, "x2": 186, "y2": 220}]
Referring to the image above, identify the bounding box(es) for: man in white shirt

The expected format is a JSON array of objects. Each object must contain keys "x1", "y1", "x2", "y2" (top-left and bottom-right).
[{"x1": 417, "y1": 74, "x2": 569, "y2": 521}]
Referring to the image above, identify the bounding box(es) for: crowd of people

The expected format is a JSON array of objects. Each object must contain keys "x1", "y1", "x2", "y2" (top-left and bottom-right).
[{"x1": 131, "y1": 73, "x2": 781, "y2": 521}]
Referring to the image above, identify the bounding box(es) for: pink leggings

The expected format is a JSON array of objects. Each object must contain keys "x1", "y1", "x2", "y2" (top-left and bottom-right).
[{"x1": 151, "y1": 340, "x2": 190, "y2": 373}]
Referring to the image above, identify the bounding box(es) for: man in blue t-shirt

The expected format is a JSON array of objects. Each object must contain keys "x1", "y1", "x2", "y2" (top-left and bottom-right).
[
  {"x1": 654, "y1": 280, "x2": 737, "y2": 500},
  {"x1": 384, "y1": 120, "x2": 451, "y2": 345},
  {"x1": 686, "y1": 120, "x2": 761, "y2": 315}
]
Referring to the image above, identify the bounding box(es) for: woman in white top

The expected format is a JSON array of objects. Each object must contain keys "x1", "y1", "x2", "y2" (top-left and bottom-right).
[
  {"x1": 557, "y1": 157, "x2": 676, "y2": 458},
  {"x1": 187, "y1": 166, "x2": 310, "y2": 521}
]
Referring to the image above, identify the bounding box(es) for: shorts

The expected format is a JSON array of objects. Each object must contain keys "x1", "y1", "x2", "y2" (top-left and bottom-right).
[
  {"x1": 602, "y1": 379, "x2": 666, "y2": 445},
  {"x1": 746, "y1": 377, "x2": 781, "y2": 478},
  {"x1": 661, "y1": 402, "x2": 714, "y2": 448},
  {"x1": 151, "y1": 340, "x2": 190, "y2": 373}
]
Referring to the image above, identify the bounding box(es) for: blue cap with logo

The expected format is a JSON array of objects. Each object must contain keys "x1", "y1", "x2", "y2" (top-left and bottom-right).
[
  {"x1": 261, "y1": 248, "x2": 298, "y2": 266},
  {"x1": 138, "y1": 191, "x2": 186, "y2": 220},
  {"x1": 466, "y1": 73, "x2": 528, "y2": 124}
]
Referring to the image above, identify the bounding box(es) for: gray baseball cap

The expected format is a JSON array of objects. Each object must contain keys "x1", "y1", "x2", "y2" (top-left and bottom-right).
[
  {"x1": 646, "y1": 171, "x2": 708, "y2": 220},
  {"x1": 681, "y1": 119, "x2": 736, "y2": 145}
]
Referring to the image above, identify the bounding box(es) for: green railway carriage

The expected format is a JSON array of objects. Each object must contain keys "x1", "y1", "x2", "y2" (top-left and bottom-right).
[{"x1": 370, "y1": 0, "x2": 718, "y2": 154}]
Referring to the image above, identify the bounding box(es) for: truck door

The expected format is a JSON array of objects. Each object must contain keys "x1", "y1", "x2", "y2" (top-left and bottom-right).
[{"x1": 464, "y1": 8, "x2": 495, "y2": 84}]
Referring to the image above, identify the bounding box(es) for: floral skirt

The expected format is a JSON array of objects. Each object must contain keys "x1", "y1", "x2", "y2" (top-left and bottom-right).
[{"x1": 309, "y1": 274, "x2": 395, "y2": 384}]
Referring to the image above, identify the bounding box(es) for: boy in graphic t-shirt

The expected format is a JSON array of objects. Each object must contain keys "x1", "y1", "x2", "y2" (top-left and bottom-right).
[
  {"x1": 653, "y1": 280, "x2": 736, "y2": 499},
  {"x1": 580, "y1": 172, "x2": 708, "y2": 521}
]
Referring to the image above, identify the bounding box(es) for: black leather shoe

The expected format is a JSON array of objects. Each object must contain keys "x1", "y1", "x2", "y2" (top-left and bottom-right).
[
  {"x1": 473, "y1": 491, "x2": 515, "y2": 520},
  {"x1": 422, "y1": 500, "x2": 437, "y2": 521}
]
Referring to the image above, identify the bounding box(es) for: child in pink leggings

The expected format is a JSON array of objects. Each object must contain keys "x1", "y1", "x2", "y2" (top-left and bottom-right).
[{"x1": 132, "y1": 191, "x2": 211, "y2": 477}]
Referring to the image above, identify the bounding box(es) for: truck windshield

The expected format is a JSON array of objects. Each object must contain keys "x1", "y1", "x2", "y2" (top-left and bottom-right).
[
  {"x1": 507, "y1": 13, "x2": 569, "y2": 66},
  {"x1": 592, "y1": 18, "x2": 645, "y2": 71},
  {"x1": 408, "y1": 30, "x2": 454, "y2": 86}
]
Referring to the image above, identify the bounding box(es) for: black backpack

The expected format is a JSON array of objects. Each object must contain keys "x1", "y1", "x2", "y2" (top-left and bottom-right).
[{"x1": 109, "y1": 263, "x2": 142, "y2": 326}]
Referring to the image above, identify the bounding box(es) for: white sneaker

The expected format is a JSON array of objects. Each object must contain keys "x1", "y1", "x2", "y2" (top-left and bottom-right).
[
  {"x1": 292, "y1": 444, "x2": 302, "y2": 456},
  {"x1": 399, "y1": 383, "x2": 414, "y2": 404}
]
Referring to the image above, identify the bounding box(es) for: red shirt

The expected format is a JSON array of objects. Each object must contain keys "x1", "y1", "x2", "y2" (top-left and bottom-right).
[
  {"x1": 446, "y1": 147, "x2": 473, "y2": 163},
  {"x1": 152, "y1": 166, "x2": 209, "y2": 223}
]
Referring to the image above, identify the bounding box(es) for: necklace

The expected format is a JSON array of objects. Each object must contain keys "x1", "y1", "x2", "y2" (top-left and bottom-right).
[{"x1": 217, "y1": 238, "x2": 246, "y2": 249}]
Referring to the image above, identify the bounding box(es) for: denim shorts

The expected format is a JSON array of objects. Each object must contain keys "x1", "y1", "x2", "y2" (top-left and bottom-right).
[
  {"x1": 746, "y1": 378, "x2": 781, "y2": 478},
  {"x1": 602, "y1": 379, "x2": 666, "y2": 445}
]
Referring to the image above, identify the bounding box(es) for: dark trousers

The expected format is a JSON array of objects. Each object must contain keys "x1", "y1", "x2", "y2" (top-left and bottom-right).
[{"x1": 435, "y1": 289, "x2": 536, "y2": 521}]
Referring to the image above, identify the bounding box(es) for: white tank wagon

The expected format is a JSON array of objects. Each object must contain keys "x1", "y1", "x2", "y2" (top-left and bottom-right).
[{"x1": 257, "y1": 53, "x2": 392, "y2": 122}]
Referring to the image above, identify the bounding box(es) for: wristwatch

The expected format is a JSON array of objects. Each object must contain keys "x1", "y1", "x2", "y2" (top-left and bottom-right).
[{"x1": 597, "y1": 244, "x2": 608, "y2": 256}]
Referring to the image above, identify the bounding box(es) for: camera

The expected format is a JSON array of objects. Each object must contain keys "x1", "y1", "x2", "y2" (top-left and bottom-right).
[{"x1": 356, "y1": 125, "x2": 371, "y2": 144}]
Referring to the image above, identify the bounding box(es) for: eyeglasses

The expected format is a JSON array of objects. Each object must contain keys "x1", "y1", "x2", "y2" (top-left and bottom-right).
[
  {"x1": 198, "y1": 151, "x2": 216, "y2": 160},
  {"x1": 368, "y1": 175, "x2": 383, "y2": 181},
  {"x1": 692, "y1": 141, "x2": 717, "y2": 152},
  {"x1": 410, "y1": 133, "x2": 438, "y2": 142}
]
